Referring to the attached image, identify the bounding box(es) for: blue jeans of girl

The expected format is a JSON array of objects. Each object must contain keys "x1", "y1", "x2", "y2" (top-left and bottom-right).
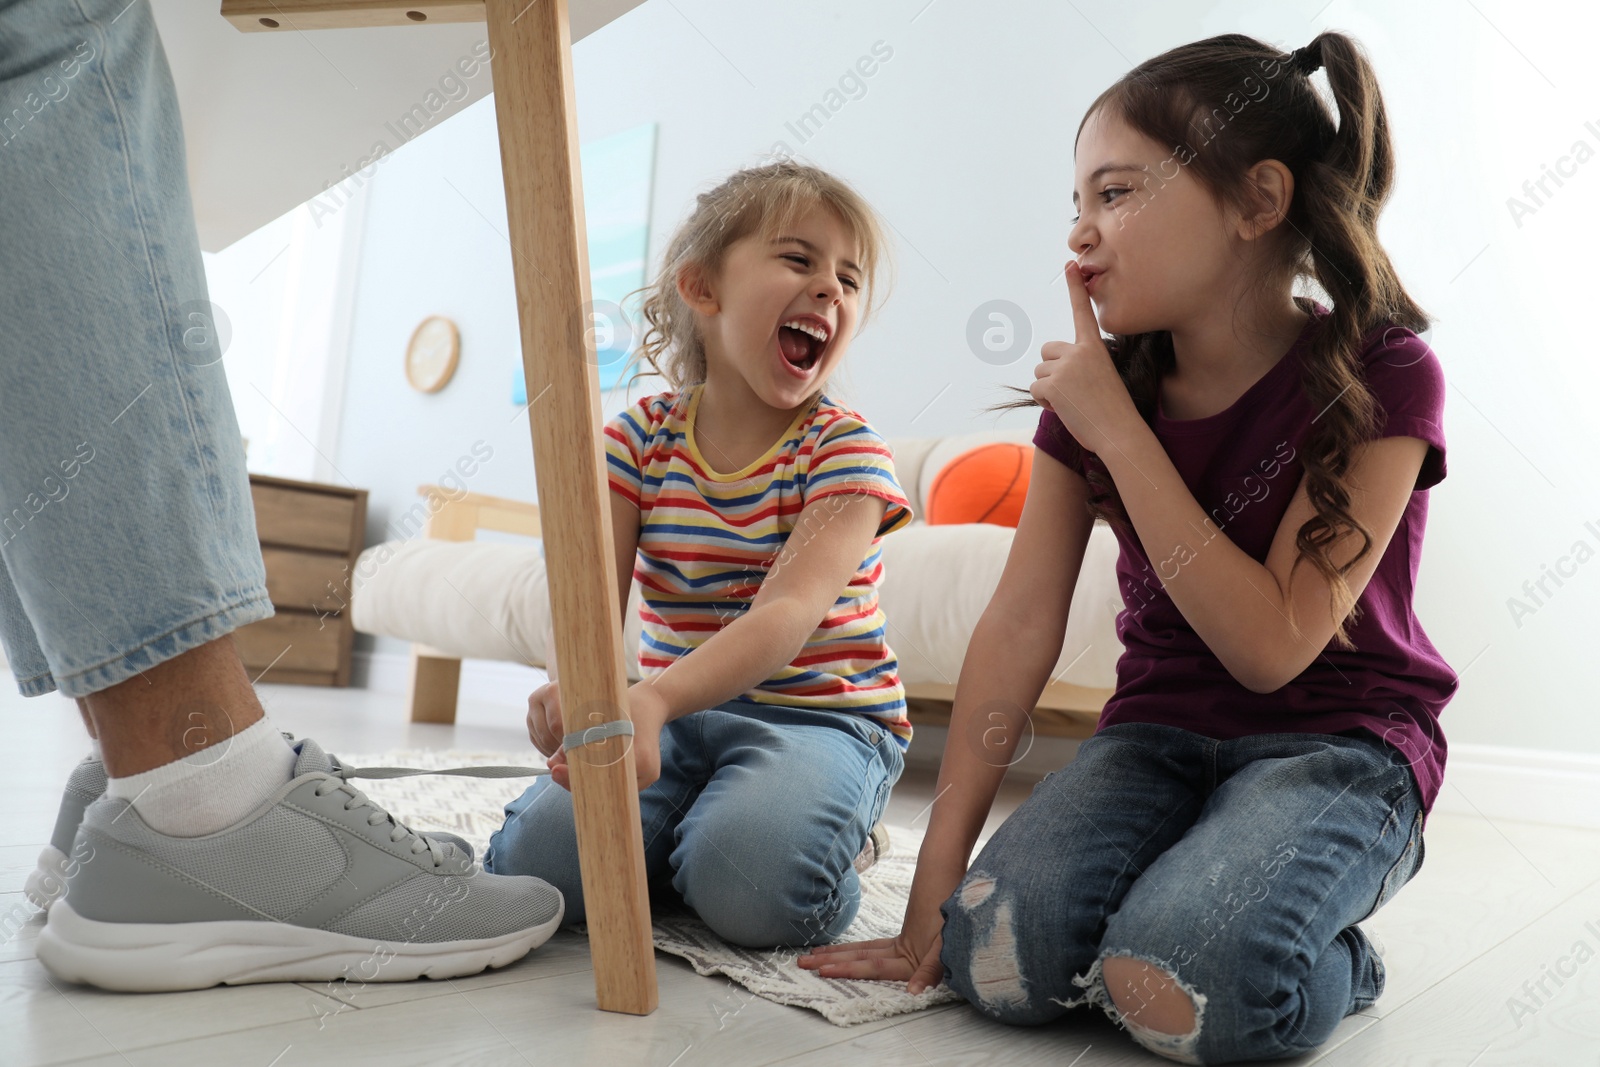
[
  {"x1": 0, "y1": 0, "x2": 271, "y2": 698},
  {"x1": 939, "y1": 722, "x2": 1425, "y2": 1065},
  {"x1": 484, "y1": 699, "x2": 905, "y2": 949}
]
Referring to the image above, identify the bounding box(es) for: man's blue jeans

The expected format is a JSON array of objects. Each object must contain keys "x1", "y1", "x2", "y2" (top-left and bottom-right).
[
  {"x1": 0, "y1": 0, "x2": 271, "y2": 698},
  {"x1": 938, "y1": 722, "x2": 1426, "y2": 1065},
  {"x1": 484, "y1": 699, "x2": 906, "y2": 949}
]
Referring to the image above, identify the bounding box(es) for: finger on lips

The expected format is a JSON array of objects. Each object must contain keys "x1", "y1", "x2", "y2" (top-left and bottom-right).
[{"x1": 1065, "y1": 263, "x2": 1103, "y2": 346}]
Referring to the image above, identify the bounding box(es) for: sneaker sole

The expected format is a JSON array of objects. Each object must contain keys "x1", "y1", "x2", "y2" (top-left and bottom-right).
[
  {"x1": 24, "y1": 845, "x2": 68, "y2": 911},
  {"x1": 37, "y1": 896, "x2": 564, "y2": 992}
]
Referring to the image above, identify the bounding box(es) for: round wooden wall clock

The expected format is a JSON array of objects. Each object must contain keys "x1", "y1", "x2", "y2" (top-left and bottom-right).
[{"x1": 405, "y1": 315, "x2": 460, "y2": 393}]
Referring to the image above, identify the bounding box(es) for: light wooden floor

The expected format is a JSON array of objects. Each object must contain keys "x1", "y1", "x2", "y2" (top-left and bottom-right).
[{"x1": 3, "y1": 680, "x2": 1597, "y2": 1066}]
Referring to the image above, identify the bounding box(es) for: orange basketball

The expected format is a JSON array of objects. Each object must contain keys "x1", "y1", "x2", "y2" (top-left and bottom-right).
[{"x1": 926, "y1": 443, "x2": 1033, "y2": 527}]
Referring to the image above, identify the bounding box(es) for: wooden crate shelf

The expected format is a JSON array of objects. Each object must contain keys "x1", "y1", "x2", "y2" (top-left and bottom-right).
[{"x1": 237, "y1": 473, "x2": 368, "y2": 687}]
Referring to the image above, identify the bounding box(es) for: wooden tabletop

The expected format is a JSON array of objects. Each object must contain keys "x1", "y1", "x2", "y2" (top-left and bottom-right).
[{"x1": 149, "y1": 0, "x2": 648, "y2": 251}]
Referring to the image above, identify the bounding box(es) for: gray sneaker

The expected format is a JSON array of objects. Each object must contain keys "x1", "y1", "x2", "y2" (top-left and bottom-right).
[
  {"x1": 37, "y1": 737, "x2": 563, "y2": 992},
  {"x1": 25, "y1": 732, "x2": 481, "y2": 915},
  {"x1": 25, "y1": 754, "x2": 107, "y2": 910}
]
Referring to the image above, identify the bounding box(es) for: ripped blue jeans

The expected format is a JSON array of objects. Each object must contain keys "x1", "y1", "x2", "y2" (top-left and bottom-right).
[{"x1": 939, "y1": 722, "x2": 1425, "y2": 1065}]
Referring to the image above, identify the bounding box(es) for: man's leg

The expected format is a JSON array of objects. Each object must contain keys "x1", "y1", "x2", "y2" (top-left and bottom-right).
[
  {"x1": 0, "y1": 0, "x2": 288, "y2": 834},
  {"x1": 0, "y1": 0, "x2": 276, "y2": 702},
  {"x1": 83, "y1": 635, "x2": 260, "y2": 778},
  {"x1": 1, "y1": 5, "x2": 572, "y2": 990}
]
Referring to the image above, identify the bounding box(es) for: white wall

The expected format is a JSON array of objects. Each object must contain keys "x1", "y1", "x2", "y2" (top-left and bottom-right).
[{"x1": 319, "y1": 0, "x2": 1600, "y2": 757}]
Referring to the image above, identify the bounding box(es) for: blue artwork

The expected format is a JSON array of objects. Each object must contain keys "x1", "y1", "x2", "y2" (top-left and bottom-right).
[{"x1": 513, "y1": 121, "x2": 657, "y2": 404}]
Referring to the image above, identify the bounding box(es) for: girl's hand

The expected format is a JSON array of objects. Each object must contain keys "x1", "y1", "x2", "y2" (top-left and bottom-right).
[
  {"x1": 797, "y1": 908, "x2": 948, "y2": 993},
  {"x1": 1030, "y1": 261, "x2": 1139, "y2": 455},
  {"x1": 528, "y1": 680, "x2": 672, "y2": 792},
  {"x1": 624, "y1": 682, "x2": 670, "y2": 792},
  {"x1": 526, "y1": 681, "x2": 573, "y2": 790}
]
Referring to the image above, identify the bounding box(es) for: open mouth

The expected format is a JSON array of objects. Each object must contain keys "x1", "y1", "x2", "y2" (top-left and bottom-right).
[{"x1": 777, "y1": 319, "x2": 829, "y2": 374}]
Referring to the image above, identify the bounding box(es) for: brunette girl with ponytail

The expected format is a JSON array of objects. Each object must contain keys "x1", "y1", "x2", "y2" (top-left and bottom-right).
[{"x1": 802, "y1": 32, "x2": 1456, "y2": 1066}]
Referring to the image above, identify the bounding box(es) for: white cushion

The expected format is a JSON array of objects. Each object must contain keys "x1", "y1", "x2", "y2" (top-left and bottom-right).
[
  {"x1": 876, "y1": 521, "x2": 1120, "y2": 689},
  {"x1": 352, "y1": 520, "x2": 1121, "y2": 690},
  {"x1": 351, "y1": 539, "x2": 644, "y2": 681}
]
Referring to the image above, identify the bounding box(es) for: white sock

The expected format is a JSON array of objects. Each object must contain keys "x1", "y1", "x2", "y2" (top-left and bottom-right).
[
  {"x1": 87, "y1": 737, "x2": 102, "y2": 762},
  {"x1": 105, "y1": 717, "x2": 298, "y2": 837}
]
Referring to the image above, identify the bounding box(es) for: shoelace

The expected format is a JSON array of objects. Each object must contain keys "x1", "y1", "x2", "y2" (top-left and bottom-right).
[
  {"x1": 316, "y1": 760, "x2": 551, "y2": 869},
  {"x1": 84, "y1": 736, "x2": 556, "y2": 869}
]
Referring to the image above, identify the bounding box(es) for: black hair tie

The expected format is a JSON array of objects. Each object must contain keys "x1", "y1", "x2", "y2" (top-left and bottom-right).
[{"x1": 1289, "y1": 42, "x2": 1323, "y2": 75}]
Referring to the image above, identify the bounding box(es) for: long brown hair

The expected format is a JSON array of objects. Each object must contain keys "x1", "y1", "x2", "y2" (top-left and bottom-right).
[
  {"x1": 1033, "y1": 32, "x2": 1428, "y2": 650},
  {"x1": 623, "y1": 159, "x2": 892, "y2": 392}
]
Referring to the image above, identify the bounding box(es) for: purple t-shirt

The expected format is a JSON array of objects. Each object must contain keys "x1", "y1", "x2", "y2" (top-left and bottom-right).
[{"x1": 1034, "y1": 304, "x2": 1457, "y2": 819}]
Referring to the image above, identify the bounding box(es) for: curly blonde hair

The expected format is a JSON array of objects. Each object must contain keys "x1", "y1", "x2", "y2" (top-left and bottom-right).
[{"x1": 622, "y1": 159, "x2": 893, "y2": 391}]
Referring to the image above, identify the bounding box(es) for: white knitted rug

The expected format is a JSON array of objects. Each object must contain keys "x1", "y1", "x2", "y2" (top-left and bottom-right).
[{"x1": 338, "y1": 747, "x2": 963, "y2": 1026}]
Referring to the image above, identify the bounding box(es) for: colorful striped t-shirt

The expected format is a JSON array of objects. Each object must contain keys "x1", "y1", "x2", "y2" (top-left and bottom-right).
[{"x1": 604, "y1": 386, "x2": 915, "y2": 748}]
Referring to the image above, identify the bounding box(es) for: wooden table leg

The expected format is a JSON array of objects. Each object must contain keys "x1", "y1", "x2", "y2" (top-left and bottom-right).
[{"x1": 483, "y1": 0, "x2": 658, "y2": 1016}]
